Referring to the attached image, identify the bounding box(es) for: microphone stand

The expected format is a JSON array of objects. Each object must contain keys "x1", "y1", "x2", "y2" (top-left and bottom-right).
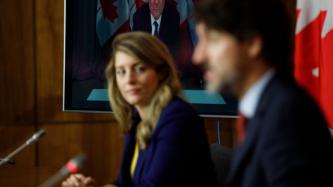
[
  {"x1": 0, "y1": 158, "x2": 15, "y2": 165},
  {"x1": 0, "y1": 129, "x2": 46, "y2": 166}
]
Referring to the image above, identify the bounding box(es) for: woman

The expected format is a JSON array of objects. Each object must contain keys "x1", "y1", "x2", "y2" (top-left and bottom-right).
[{"x1": 62, "y1": 32, "x2": 217, "y2": 187}]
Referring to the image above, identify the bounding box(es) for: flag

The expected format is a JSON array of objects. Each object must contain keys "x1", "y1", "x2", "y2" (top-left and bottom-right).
[
  {"x1": 175, "y1": 0, "x2": 196, "y2": 66},
  {"x1": 129, "y1": 0, "x2": 145, "y2": 30},
  {"x1": 96, "y1": 0, "x2": 132, "y2": 46},
  {"x1": 294, "y1": 0, "x2": 333, "y2": 132}
]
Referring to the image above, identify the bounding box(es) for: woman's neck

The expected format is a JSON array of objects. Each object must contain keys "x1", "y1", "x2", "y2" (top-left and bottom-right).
[{"x1": 135, "y1": 105, "x2": 148, "y2": 120}]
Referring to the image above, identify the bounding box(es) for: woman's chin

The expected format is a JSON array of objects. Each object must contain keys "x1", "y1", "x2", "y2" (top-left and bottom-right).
[{"x1": 126, "y1": 97, "x2": 143, "y2": 106}]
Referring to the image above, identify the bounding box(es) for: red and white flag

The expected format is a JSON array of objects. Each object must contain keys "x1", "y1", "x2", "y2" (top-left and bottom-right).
[
  {"x1": 96, "y1": 0, "x2": 132, "y2": 46},
  {"x1": 176, "y1": 0, "x2": 196, "y2": 65},
  {"x1": 295, "y1": 0, "x2": 333, "y2": 133}
]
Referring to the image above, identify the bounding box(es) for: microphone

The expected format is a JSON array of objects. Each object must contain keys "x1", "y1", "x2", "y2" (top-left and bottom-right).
[
  {"x1": 39, "y1": 153, "x2": 86, "y2": 187},
  {"x1": 26, "y1": 129, "x2": 46, "y2": 145},
  {"x1": 0, "y1": 158, "x2": 15, "y2": 165},
  {"x1": 0, "y1": 129, "x2": 46, "y2": 166}
]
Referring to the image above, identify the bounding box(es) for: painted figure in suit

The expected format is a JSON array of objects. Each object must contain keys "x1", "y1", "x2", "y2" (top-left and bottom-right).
[
  {"x1": 132, "y1": 0, "x2": 180, "y2": 59},
  {"x1": 62, "y1": 32, "x2": 217, "y2": 187},
  {"x1": 193, "y1": 0, "x2": 333, "y2": 187}
]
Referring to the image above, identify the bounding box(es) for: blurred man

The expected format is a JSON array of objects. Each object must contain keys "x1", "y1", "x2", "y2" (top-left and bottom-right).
[
  {"x1": 193, "y1": 0, "x2": 333, "y2": 186},
  {"x1": 132, "y1": 0, "x2": 179, "y2": 57}
]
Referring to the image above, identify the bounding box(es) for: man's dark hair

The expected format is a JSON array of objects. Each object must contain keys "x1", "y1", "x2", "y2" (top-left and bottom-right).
[{"x1": 194, "y1": 0, "x2": 293, "y2": 76}]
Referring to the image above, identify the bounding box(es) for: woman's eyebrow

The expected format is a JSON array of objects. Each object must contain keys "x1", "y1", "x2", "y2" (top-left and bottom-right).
[{"x1": 115, "y1": 61, "x2": 143, "y2": 69}]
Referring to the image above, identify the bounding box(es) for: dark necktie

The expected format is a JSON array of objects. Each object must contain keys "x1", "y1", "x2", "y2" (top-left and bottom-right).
[
  {"x1": 235, "y1": 112, "x2": 248, "y2": 145},
  {"x1": 153, "y1": 21, "x2": 159, "y2": 36}
]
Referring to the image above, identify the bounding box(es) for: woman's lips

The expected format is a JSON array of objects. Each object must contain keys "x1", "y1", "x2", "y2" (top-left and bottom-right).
[{"x1": 126, "y1": 88, "x2": 141, "y2": 95}]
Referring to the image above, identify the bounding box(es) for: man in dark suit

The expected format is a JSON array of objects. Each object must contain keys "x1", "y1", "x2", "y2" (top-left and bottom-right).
[
  {"x1": 132, "y1": 0, "x2": 180, "y2": 58},
  {"x1": 193, "y1": 0, "x2": 333, "y2": 186}
]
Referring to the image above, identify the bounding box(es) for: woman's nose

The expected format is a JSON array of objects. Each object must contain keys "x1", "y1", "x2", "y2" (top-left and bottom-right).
[{"x1": 125, "y1": 70, "x2": 137, "y2": 84}]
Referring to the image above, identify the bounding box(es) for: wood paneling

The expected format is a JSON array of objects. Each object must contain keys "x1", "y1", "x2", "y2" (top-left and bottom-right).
[
  {"x1": 33, "y1": 1, "x2": 123, "y2": 186},
  {"x1": 35, "y1": 0, "x2": 114, "y2": 123},
  {"x1": 0, "y1": 0, "x2": 37, "y2": 186},
  {"x1": 0, "y1": 127, "x2": 37, "y2": 186},
  {"x1": 0, "y1": 0, "x2": 35, "y2": 125},
  {"x1": 205, "y1": 118, "x2": 235, "y2": 148},
  {"x1": 0, "y1": 167, "x2": 37, "y2": 187},
  {"x1": 37, "y1": 123, "x2": 124, "y2": 186}
]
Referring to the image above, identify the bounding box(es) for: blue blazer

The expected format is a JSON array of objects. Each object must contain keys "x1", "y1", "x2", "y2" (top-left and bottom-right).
[
  {"x1": 114, "y1": 97, "x2": 217, "y2": 187},
  {"x1": 227, "y1": 73, "x2": 333, "y2": 187}
]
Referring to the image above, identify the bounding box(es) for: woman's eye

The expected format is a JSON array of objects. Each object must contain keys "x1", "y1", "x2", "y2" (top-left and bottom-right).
[
  {"x1": 116, "y1": 69, "x2": 125, "y2": 76},
  {"x1": 136, "y1": 66, "x2": 147, "y2": 73}
]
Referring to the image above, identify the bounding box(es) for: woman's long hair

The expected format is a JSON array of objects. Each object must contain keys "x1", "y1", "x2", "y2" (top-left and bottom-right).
[{"x1": 106, "y1": 32, "x2": 181, "y2": 149}]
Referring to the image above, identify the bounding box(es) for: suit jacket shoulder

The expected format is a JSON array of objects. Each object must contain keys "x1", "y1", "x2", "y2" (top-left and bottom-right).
[
  {"x1": 132, "y1": 3, "x2": 151, "y2": 32},
  {"x1": 228, "y1": 74, "x2": 333, "y2": 187}
]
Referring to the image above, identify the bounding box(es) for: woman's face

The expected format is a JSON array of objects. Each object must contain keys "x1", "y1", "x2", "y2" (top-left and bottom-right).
[{"x1": 115, "y1": 51, "x2": 159, "y2": 107}]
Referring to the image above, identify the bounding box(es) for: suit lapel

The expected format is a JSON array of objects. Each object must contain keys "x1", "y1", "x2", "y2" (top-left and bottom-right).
[
  {"x1": 227, "y1": 116, "x2": 263, "y2": 184},
  {"x1": 227, "y1": 74, "x2": 278, "y2": 185},
  {"x1": 159, "y1": 4, "x2": 171, "y2": 39},
  {"x1": 159, "y1": 11, "x2": 166, "y2": 38},
  {"x1": 146, "y1": 17, "x2": 152, "y2": 34},
  {"x1": 143, "y1": 4, "x2": 152, "y2": 33}
]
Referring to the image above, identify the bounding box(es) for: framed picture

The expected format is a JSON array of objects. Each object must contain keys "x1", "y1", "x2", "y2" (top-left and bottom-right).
[{"x1": 63, "y1": 0, "x2": 238, "y2": 117}]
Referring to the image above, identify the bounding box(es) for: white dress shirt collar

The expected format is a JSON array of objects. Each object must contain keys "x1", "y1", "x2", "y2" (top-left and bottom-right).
[
  {"x1": 151, "y1": 15, "x2": 162, "y2": 35},
  {"x1": 239, "y1": 69, "x2": 275, "y2": 119}
]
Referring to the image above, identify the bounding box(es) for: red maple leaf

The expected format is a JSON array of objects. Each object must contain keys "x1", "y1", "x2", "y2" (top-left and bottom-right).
[
  {"x1": 135, "y1": 0, "x2": 145, "y2": 8},
  {"x1": 100, "y1": 0, "x2": 118, "y2": 22}
]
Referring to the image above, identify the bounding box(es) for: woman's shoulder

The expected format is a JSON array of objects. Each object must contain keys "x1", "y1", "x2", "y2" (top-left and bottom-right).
[
  {"x1": 163, "y1": 96, "x2": 197, "y2": 116},
  {"x1": 156, "y1": 96, "x2": 201, "y2": 127},
  {"x1": 152, "y1": 97, "x2": 204, "y2": 139}
]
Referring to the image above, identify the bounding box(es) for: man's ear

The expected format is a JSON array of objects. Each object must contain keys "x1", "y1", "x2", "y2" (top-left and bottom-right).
[{"x1": 246, "y1": 36, "x2": 263, "y2": 59}]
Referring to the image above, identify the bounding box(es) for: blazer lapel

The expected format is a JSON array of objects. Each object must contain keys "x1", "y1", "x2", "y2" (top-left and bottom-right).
[
  {"x1": 119, "y1": 111, "x2": 141, "y2": 186},
  {"x1": 119, "y1": 130, "x2": 136, "y2": 186},
  {"x1": 132, "y1": 148, "x2": 147, "y2": 185},
  {"x1": 132, "y1": 108, "x2": 168, "y2": 185}
]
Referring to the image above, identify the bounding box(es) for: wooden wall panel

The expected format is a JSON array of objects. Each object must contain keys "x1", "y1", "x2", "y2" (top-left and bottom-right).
[
  {"x1": 0, "y1": 0, "x2": 37, "y2": 186},
  {"x1": 80, "y1": 123, "x2": 124, "y2": 185},
  {"x1": 0, "y1": 127, "x2": 37, "y2": 187},
  {"x1": 35, "y1": 0, "x2": 114, "y2": 123},
  {"x1": 37, "y1": 123, "x2": 124, "y2": 186},
  {"x1": 0, "y1": 0, "x2": 35, "y2": 125},
  {"x1": 205, "y1": 118, "x2": 235, "y2": 148},
  {"x1": 35, "y1": 0, "x2": 68, "y2": 122},
  {"x1": 0, "y1": 167, "x2": 37, "y2": 187}
]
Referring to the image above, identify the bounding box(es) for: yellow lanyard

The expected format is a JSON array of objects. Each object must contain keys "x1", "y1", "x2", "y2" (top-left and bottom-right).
[{"x1": 130, "y1": 143, "x2": 139, "y2": 177}]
